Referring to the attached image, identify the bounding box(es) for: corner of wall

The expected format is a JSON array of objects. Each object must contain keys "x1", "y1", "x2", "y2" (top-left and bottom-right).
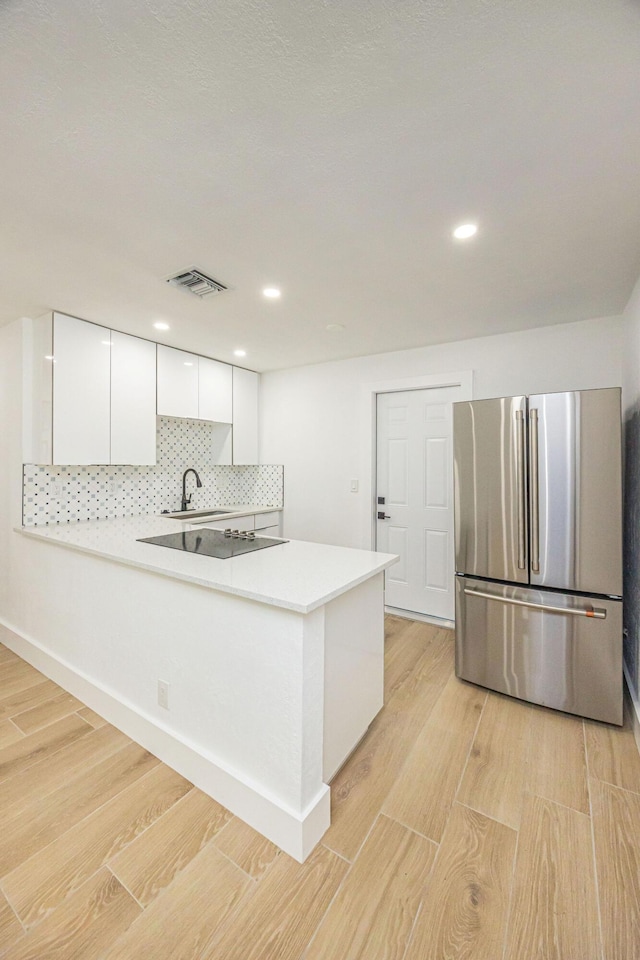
[{"x1": 0, "y1": 320, "x2": 26, "y2": 616}]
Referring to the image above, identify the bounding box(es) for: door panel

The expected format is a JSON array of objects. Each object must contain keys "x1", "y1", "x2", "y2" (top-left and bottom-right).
[
  {"x1": 377, "y1": 388, "x2": 458, "y2": 619},
  {"x1": 425, "y1": 529, "x2": 448, "y2": 591},
  {"x1": 111, "y1": 331, "x2": 157, "y2": 465},
  {"x1": 529, "y1": 389, "x2": 622, "y2": 596},
  {"x1": 455, "y1": 576, "x2": 623, "y2": 725},
  {"x1": 198, "y1": 356, "x2": 232, "y2": 423},
  {"x1": 52, "y1": 313, "x2": 111, "y2": 465},
  {"x1": 387, "y1": 527, "x2": 408, "y2": 583},
  {"x1": 388, "y1": 438, "x2": 409, "y2": 504},
  {"x1": 425, "y1": 436, "x2": 448, "y2": 507},
  {"x1": 157, "y1": 344, "x2": 199, "y2": 419},
  {"x1": 232, "y1": 367, "x2": 259, "y2": 465},
  {"x1": 453, "y1": 396, "x2": 528, "y2": 584},
  {"x1": 425, "y1": 402, "x2": 447, "y2": 422}
]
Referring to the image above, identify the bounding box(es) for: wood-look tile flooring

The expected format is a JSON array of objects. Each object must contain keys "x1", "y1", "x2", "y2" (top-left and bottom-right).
[{"x1": 0, "y1": 617, "x2": 639, "y2": 958}]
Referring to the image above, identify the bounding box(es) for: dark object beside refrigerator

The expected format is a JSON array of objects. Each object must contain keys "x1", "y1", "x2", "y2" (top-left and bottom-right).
[{"x1": 453, "y1": 388, "x2": 623, "y2": 725}]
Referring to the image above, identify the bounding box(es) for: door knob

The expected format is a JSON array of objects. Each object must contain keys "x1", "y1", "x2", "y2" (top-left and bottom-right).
[{"x1": 377, "y1": 511, "x2": 391, "y2": 520}]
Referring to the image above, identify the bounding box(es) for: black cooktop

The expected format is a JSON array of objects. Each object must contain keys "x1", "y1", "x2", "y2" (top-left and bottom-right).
[{"x1": 138, "y1": 529, "x2": 288, "y2": 560}]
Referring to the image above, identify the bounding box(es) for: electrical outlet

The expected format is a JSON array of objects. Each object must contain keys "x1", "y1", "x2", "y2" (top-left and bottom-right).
[
  {"x1": 157, "y1": 680, "x2": 170, "y2": 710},
  {"x1": 50, "y1": 482, "x2": 61, "y2": 497}
]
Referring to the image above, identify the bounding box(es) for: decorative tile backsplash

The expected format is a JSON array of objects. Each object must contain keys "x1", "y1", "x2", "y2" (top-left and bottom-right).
[{"x1": 23, "y1": 417, "x2": 284, "y2": 526}]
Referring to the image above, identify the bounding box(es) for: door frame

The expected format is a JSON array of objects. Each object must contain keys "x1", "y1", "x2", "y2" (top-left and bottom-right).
[{"x1": 360, "y1": 370, "x2": 473, "y2": 606}]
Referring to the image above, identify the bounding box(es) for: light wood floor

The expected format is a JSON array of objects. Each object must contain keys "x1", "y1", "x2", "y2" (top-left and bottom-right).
[{"x1": 0, "y1": 617, "x2": 639, "y2": 959}]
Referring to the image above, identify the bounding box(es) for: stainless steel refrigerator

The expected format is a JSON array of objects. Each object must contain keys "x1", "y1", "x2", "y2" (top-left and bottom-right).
[{"x1": 453, "y1": 388, "x2": 623, "y2": 725}]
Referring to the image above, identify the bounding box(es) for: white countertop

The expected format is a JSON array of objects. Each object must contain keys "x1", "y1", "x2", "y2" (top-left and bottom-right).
[{"x1": 18, "y1": 515, "x2": 398, "y2": 614}]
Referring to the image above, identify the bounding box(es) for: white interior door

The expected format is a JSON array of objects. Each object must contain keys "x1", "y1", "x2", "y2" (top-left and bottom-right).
[{"x1": 376, "y1": 387, "x2": 459, "y2": 620}]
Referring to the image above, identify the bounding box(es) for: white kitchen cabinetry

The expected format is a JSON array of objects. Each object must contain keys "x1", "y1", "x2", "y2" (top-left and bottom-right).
[
  {"x1": 199, "y1": 356, "x2": 232, "y2": 423},
  {"x1": 232, "y1": 367, "x2": 259, "y2": 465},
  {"x1": 111, "y1": 331, "x2": 157, "y2": 465},
  {"x1": 24, "y1": 313, "x2": 157, "y2": 466},
  {"x1": 157, "y1": 348, "x2": 257, "y2": 464},
  {"x1": 254, "y1": 511, "x2": 282, "y2": 536},
  {"x1": 24, "y1": 313, "x2": 259, "y2": 467},
  {"x1": 195, "y1": 511, "x2": 282, "y2": 536},
  {"x1": 19, "y1": 518, "x2": 393, "y2": 858},
  {"x1": 53, "y1": 313, "x2": 111, "y2": 465},
  {"x1": 198, "y1": 515, "x2": 255, "y2": 533},
  {"x1": 157, "y1": 347, "x2": 234, "y2": 426},
  {"x1": 22, "y1": 314, "x2": 54, "y2": 464},
  {"x1": 156, "y1": 345, "x2": 199, "y2": 419}
]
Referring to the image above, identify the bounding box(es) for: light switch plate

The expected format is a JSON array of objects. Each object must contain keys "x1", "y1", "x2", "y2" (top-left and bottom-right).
[{"x1": 350, "y1": 479, "x2": 359, "y2": 493}]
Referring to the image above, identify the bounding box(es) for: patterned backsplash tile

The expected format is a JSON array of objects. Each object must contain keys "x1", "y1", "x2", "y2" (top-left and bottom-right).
[{"x1": 23, "y1": 417, "x2": 284, "y2": 526}]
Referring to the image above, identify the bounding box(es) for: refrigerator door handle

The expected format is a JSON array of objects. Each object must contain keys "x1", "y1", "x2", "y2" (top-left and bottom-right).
[
  {"x1": 463, "y1": 587, "x2": 606, "y2": 619},
  {"x1": 529, "y1": 407, "x2": 540, "y2": 573},
  {"x1": 515, "y1": 410, "x2": 526, "y2": 569}
]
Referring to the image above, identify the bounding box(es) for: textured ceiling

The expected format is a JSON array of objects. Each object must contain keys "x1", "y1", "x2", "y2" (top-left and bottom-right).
[{"x1": 0, "y1": 0, "x2": 639, "y2": 371}]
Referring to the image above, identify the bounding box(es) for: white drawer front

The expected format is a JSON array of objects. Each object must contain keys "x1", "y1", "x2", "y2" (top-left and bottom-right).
[
  {"x1": 254, "y1": 511, "x2": 281, "y2": 530},
  {"x1": 197, "y1": 515, "x2": 255, "y2": 532}
]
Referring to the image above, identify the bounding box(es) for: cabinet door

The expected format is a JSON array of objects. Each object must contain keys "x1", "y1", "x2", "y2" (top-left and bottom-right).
[
  {"x1": 157, "y1": 345, "x2": 199, "y2": 419},
  {"x1": 232, "y1": 367, "x2": 259, "y2": 464},
  {"x1": 198, "y1": 357, "x2": 232, "y2": 422},
  {"x1": 52, "y1": 313, "x2": 111, "y2": 465},
  {"x1": 22, "y1": 314, "x2": 54, "y2": 464},
  {"x1": 111, "y1": 331, "x2": 157, "y2": 465}
]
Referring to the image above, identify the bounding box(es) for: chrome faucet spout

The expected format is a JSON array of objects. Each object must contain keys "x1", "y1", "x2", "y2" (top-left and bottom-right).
[{"x1": 181, "y1": 468, "x2": 203, "y2": 512}]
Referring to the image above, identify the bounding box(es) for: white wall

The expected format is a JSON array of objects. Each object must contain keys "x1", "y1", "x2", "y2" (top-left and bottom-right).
[
  {"x1": 621, "y1": 272, "x2": 640, "y2": 740},
  {"x1": 0, "y1": 321, "x2": 25, "y2": 617},
  {"x1": 261, "y1": 315, "x2": 622, "y2": 548}
]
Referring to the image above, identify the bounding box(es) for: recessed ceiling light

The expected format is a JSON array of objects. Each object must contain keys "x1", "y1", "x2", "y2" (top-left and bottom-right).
[
  {"x1": 262, "y1": 287, "x2": 281, "y2": 299},
  {"x1": 44, "y1": 355, "x2": 55, "y2": 362},
  {"x1": 183, "y1": 362, "x2": 194, "y2": 367},
  {"x1": 154, "y1": 321, "x2": 170, "y2": 331},
  {"x1": 234, "y1": 349, "x2": 247, "y2": 357},
  {"x1": 101, "y1": 340, "x2": 113, "y2": 346},
  {"x1": 326, "y1": 323, "x2": 345, "y2": 332},
  {"x1": 453, "y1": 223, "x2": 478, "y2": 240}
]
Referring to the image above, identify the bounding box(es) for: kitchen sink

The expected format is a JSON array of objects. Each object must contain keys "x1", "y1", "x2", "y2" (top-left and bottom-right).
[{"x1": 161, "y1": 509, "x2": 233, "y2": 519}]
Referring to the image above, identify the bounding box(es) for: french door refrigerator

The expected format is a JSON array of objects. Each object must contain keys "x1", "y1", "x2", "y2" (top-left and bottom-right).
[{"x1": 453, "y1": 388, "x2": 623, "y2": 725}]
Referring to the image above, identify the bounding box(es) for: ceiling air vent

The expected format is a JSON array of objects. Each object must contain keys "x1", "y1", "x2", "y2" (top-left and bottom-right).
[{"x1": 166, "y1": 268, "x2": 228, "y2": 299}]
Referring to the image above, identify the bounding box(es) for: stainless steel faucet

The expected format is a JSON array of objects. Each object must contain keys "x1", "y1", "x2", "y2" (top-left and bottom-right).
[{"x1": 181, "y1": 468, "x2": 202, "y2": 512}]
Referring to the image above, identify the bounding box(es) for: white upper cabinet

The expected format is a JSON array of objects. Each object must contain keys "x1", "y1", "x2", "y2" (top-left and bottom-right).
[
  {"x1": 157, "y1": 345, "x2": 199, "y2": 419},
  {"x1": 198, "y1": 356, "x2": 232, "y2": 423},
  {"x1": 25, "y1": 314, "x2": 158, "y2": 466},
  {"x1": 157, "y1": 345, "x2": 234, "y2": 425},
  {"x1": 22, "y1": 314, "x2": 54, "y2": 464},
  {"x1": 24, "y1": 313, "x2": 258, "y2": 468},
  {"x1": 111, "y1": 331, "x2": 157, "y2": 465},
  {"x1": 53, "y1": 313, "x2": 111, "y2": 465},
  {"x1": 232, "y1": 367, "x2": 259, "y2": 464}
]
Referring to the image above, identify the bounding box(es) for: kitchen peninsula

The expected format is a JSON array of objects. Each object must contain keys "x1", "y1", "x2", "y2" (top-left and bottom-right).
[{"x1": 13, "y1": 515, "x2": 397, "y2": 860}]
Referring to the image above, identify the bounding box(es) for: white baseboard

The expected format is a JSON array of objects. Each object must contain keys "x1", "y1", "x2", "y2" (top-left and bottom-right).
[
  {"x1": 385, "y1": 605, "x2": 455, "y2": 630},
  {"x1": 623, "y1": 660, "x2": 640, "y2": 758},
  {"x1": 0, "y1": 617, "x2": 329, "y2": 862}
]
